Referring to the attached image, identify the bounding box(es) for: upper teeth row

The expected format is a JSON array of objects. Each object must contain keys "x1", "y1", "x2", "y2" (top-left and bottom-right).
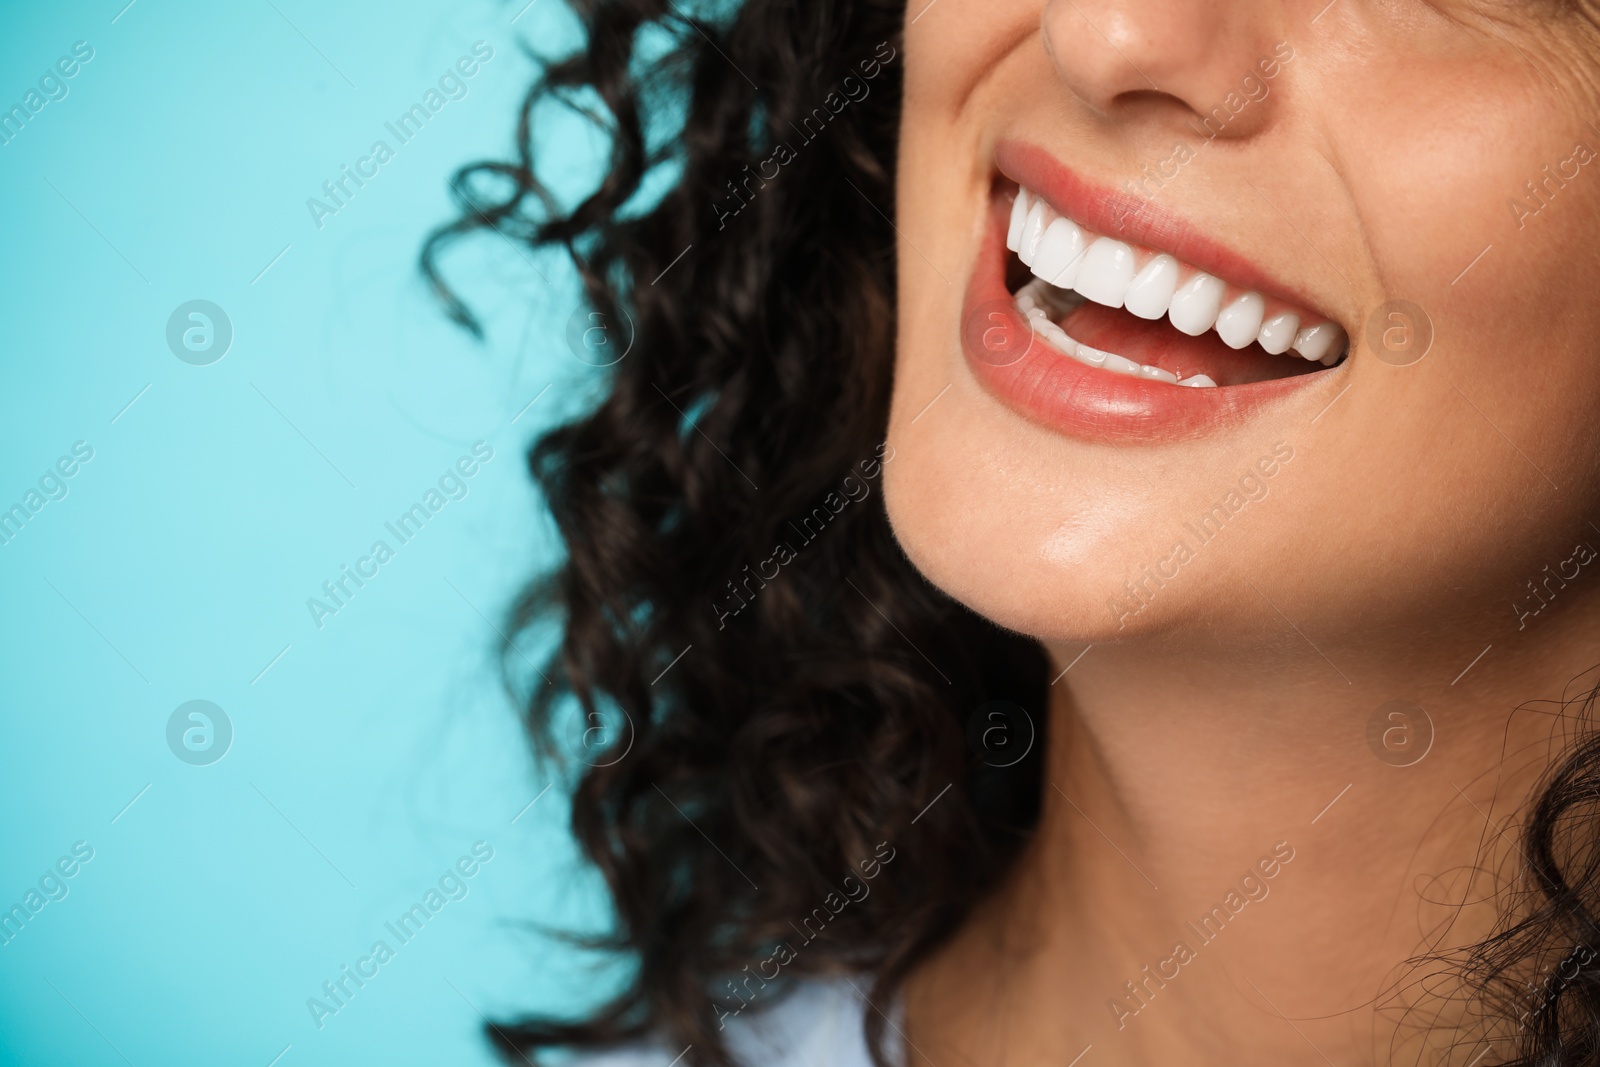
[{"x1": 1007, "y1": 187, "x2": 1347, "y2": 364}]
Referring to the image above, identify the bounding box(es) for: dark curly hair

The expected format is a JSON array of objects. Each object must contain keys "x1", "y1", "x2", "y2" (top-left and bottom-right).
[{"x1": 421, "y1": 2, "x2": 1600, "y2": 1065}]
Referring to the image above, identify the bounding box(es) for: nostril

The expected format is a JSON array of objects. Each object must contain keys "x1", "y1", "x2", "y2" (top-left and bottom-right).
[
  {"x1": 1117, "y1": 89, "x2": 1179, "y2": 109},
  {"x1": 1040, "y1": 0, "x2": 1292, "y2": 140}
]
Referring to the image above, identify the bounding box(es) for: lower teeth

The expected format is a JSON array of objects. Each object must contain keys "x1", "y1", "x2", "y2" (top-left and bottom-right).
[
  {"x1": 1013, "y1": 278, "x2": 1351, "y2": 386},
  {"x1": 1014, "y1": 280, "x2": 1218, "y2": 389}
]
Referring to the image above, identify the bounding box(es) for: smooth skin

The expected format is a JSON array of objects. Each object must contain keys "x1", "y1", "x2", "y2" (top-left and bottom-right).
[{"x1": 884, "y1": 0, "x2": 1600, "y2": 1063}]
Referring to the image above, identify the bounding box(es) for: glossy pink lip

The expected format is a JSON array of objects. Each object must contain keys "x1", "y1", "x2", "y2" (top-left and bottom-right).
[{"x1": 961, "y1": 152, "x2": 1339, "y2": 443}]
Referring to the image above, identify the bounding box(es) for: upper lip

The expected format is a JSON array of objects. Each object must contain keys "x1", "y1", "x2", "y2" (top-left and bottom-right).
[{"x1": 994, "y1": 139, "x2": 1334, "y2": 323}]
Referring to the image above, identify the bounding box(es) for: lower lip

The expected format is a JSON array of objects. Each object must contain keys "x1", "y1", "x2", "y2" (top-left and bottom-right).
[{"x1": 959, "y1": 193, "x2": 1333, "y2": 443}]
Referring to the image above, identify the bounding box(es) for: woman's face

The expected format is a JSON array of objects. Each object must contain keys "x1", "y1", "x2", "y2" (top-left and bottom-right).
[{"x1": 884, "y1": 0, "x2": 1600, "y2": 656}]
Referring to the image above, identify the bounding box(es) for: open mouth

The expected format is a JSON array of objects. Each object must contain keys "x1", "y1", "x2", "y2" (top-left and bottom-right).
[
  {"x1": 956, "y1": 141, "x2": 1350, "y2": 442},
  {"x1": 1004, "y1": 183, "x2": 1348, "y2": 390}
]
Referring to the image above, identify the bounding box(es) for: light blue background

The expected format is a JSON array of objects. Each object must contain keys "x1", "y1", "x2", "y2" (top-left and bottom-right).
[{"x1": 0, "y1": 2, "x2": 626, "y2": 1064}]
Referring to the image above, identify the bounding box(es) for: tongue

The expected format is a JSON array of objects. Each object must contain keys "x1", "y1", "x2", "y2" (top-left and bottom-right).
[{"x1": 1059, "y1": 303, "x2": 1318, "y2": 386}]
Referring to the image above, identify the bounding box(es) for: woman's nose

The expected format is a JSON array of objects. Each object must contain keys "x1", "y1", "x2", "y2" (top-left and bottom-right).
[{"x1": 1040, "y1": 0, "x2": 1286, "y2": 138}]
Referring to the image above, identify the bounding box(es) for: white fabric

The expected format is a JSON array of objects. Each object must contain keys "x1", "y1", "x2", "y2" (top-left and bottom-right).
[{"x1": 567, "y1": 978, "x2": 878, "y2": 1067}]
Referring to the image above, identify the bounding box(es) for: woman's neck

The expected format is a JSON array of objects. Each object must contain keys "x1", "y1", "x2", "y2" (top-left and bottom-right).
[{"x1": 903, "y1": 611, "x2": 1600, "y2": 1067}]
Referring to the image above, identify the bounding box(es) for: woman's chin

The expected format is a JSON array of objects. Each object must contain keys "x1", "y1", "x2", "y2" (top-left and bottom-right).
[{"x1": 882, "y1": 473, "x2": 1193, "y2": 646}]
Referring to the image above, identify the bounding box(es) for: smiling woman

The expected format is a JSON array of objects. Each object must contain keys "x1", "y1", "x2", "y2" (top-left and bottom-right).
[{"x1": 424, "y1": 0, "x2": 1600, "y2": 1064}]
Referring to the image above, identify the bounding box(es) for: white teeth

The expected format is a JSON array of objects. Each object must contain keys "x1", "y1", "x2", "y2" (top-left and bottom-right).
[
  {"x1": 1013, "y1": 280, "x2": 1212, "y2": 387},
  {"x1": 1031, "y1": 218, "x2": 1087, "y2": 289},
  {"x1": 1037, "y1": 317, "x2": 1072, "y2": 352},
  {"x1": 1005, "y1": 186, "x2": 1344, "y2": 388},
  {"x1": 1292, "y1": 322, "x2": 1343, "y2": 362},
  {"x1": 1215, "y1": 292, "x2": 1265, "y2": 350},
  {"x1": 1167, "y1": 273, "x2": 1227, "y2": 336},
  {"x1": 1123, "y1": 254, "x2": 1181, "y2": 320},
  {"x1": 1006, "y1": 189, "x2": 1030, "y2": 253},
  {"x1": 1019, "y1": 200, "x2": 1049, "y2": 266},
  {"x1": 1013, "y1": 290, "x2": 1220, "y2": 388},
  {"x1": 1257, "y1": 311, "x2": 1299, "y2": 355},
  {"x1": 1101, "y1": 351, "x2": 1141, "y2": 375},
  {"x1": 1074, "y1": 238, "x2": 1137, "y2": 308}
]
